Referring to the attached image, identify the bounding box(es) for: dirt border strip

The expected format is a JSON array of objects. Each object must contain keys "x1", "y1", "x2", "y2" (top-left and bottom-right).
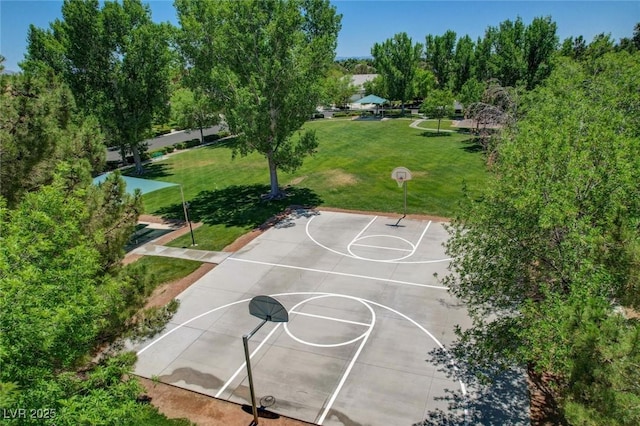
[{"x1": 137, "y1": 376, "x2": 316, "y2": 426}]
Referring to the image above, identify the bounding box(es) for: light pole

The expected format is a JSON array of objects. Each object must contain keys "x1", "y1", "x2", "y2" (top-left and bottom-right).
[
  {"x1": 179, "y1": 185, "x2": 196, "y2": 246},
  {"x1": 184, "y1": 202, "x2": 196, "y2": 246}
]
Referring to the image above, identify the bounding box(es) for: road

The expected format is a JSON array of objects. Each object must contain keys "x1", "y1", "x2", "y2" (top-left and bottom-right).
[{"x1": 106, "y1": 125, "x2": 222, "y2": 162}]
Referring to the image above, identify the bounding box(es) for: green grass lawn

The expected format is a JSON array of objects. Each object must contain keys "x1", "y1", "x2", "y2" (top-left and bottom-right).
[
  {"x1": 135, "y1": 118, "x2": 487, "y2": 250},
  {"x1": 415, "y1": 118, "x2": 457, "y2": 131},
  {"x1": 132, "y1": 256, "x2": 203, "y2": 286}
]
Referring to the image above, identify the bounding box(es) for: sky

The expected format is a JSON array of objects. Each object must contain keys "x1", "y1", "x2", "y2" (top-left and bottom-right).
[{"x1": 1, "y1": 0, "x2": 638, "y2": 72}]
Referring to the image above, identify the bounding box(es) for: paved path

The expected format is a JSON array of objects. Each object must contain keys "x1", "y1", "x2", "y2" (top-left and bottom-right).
[
  {"x1": 409, "y1": 118, "x2": 455, "y2": 132},
  {"x1": 131, "y1": 244, "x2": 231, "y2": 264}
]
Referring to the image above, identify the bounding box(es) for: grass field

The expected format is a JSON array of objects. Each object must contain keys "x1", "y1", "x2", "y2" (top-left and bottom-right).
[{"x1": 133, "y1": 118, "x2": 488, "y2": 250}]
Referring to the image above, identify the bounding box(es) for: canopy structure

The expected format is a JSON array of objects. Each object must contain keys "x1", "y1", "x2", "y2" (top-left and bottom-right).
[
  {"x1": 353, "y1": 94, "x2": 388, "y2": 116},
  {"x1": 93, "y1": 173, "x2": 194, "y2": 245},
  {"x1": 93, "y1": 173, "x2": 178, "y2": 195},
  {"x1": 353, "y1": 94, "x2": 387, "y2": 105}
]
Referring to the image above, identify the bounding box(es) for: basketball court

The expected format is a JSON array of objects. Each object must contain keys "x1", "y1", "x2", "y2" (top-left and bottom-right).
[{"x1": 132, "y1": 209, "x2": 474, "y2": 425}]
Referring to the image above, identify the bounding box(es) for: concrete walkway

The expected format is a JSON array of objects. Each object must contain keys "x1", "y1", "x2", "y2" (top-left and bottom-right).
[
  {"x1": 131, "y1": 243, "x2": 231, "y2": 264},
  {"x1": 409, "y1": 118, "x2": 455, "y2": 132}
]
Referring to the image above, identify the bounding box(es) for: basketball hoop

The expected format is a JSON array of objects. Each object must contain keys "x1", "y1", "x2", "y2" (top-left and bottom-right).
[
  {"x1": 390, "y1": 167, "x2": 412, "y2": 226},
  {"x1": 391, "y1": 167, "x2": 412, "y2": 187}
]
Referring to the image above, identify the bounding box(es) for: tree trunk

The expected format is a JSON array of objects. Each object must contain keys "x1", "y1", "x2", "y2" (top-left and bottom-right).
[
  {"x1": 132, "y1": 144, "x2": 144, "y2": 175},
  {"x1": 437, "y1": 117, "x2": 441, "y2": 134},
  {"x1": 267, "y1": 153, "x2": 281, "y2": 199},
  {"x1": 199, "y1": 126, "x2": 204, "y2": 145}
]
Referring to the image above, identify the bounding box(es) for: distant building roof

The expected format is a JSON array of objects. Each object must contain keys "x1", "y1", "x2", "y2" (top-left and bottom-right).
[{"x1": 350, "y1": 74, "x2": 378, "y2": 88}]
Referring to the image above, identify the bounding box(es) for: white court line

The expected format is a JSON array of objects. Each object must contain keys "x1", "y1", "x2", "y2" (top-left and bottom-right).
[
  {"x1": 227, "y1": 257, "x2": 449, "y2": 290},
  {"x1": 291, "y1": 310, "x2": 372, "y2": 327},
  {"x1": 316, "y1": 301, "x2": 376, "y2": 425},
  {"x1": 351, "y1": 242, "x2": 413, "y2": 252},
  {"x1": 137, "y1": 291, "x2": 468, "y2": 421},
  {"x1": 285, "y1": 295, "x2": 374, "y2": 350},
  {"x1": 215, "y1": 323, "x2": 283, "y2": 398},
  {"x1": 306, "y1": 215, "x2": 451, "y2": 264},
  {"x1": 350, "y1": 216, "x2": 378, "y2": 245}
]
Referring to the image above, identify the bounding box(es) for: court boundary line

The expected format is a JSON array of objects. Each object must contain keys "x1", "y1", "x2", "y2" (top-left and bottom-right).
[
  {"x1": 226, "y1": 257, "x2": 449, "y2": 290},
  {"x1": 136, "y1": 292, "x2": 468, "y2": 424},
  {"x1": 305, "y1": 215, "x2": 452, "y2": 264}
]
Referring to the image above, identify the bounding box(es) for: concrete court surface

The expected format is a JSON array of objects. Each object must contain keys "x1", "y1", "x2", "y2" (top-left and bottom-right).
[{"x1": 132, "y1": 210, "x2": 525, "y2": 425}]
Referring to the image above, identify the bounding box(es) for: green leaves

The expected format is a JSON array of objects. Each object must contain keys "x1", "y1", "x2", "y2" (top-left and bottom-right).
[
  {"x1": 372, "y1": 32, "x2": 422, "y2": 108},
  {"x1": 176, "y1": 0, "x2": 341, "y2": 197},
  {"x1": 0, "y1": 183, "x2": 104, "y2": 383},
  {"x1": 444, "y1": 51, "x2": 640, "y2": 422},
  {"x1": 25, "y1": 0, "x2": 172, "y2": 174}
]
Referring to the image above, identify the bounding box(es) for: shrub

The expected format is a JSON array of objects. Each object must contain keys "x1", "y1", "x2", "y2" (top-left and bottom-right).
[
  {"x1": 151, "y1": 124, "x2": 172, "y2": 137},
  {"x1": 203, "y1": 134, "x2": 220, "y2": 143},
  {"x1": 185, "y1": 138, "x2": 201, "y2": 148}
]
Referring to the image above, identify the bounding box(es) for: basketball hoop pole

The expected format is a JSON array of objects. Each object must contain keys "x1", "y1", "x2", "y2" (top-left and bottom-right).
[
  {"x1": 390, "y1": 167, "x2": 412, "y2": 227},
  {"x1": 394, "y1": 180, "x2": 407, "y2": 226},
  {"x1": 242, "y1": 296, "x2": 289, "y2": 426},
  {"x1": 243, "y1": 319, "x2": 268, "y2": 425}
]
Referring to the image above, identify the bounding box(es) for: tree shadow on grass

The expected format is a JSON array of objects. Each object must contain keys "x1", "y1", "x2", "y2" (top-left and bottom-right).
[
  {"x1": 157, "y1": 184, "x2": 323, "y2": 229},
  {"x1": 460, "y1": 138, "x2": 484, "y2": 153},
  {"x1": 420, "y1": 131, "x2": 452, "y2": 138},
  {"x1": 414, "y1": 347, "x2": 530, "y2": 426}
]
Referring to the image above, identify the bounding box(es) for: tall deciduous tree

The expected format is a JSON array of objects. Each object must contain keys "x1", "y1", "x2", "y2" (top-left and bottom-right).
[
  {"x1": 372, "y1": 32, "x2": 422, "y2": 114},
  {"x1": 25, "y1": 0, "x2": 172, "y2": 174},
  {"x1": 176, "y1": 0, "x2": 341, "y2": 198},
  {"x1": 452, "y1": 35, "x2": 475, "y2": 93},
  {"x1": 322, "y1": 70, "x2": 357, "y2": 109},
  {"x1": 424, "y1": 30, "x2": 457, "y2": 89},
  {"x1": 443, "y1": 52, "x2": 640, "y2": 423},
  {"x1": 170, "y1": 87, "x2": 220, "y2": 145},
  {"x1": 523, "y1": 16, "x2": 558, "y2": 89},
  {"x1": 487, "y1": 17, "x2": 526, "y2": 87},
  {"x1": 419, "y1": 88, "x2": 453, "y2": 134}
]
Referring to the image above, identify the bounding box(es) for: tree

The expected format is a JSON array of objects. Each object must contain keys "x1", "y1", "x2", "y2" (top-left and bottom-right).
[
  {"x1": 487, "y1": 17, "x2": 526, "y2": 87},
  {"x1": 322, "y1": 69, "x2": 357, "y2": 109},
  {"x1": 372, "y1": 32, "x2": 422, "y2": 114},
  {"x1": 452, "y1": 35, "x2": 475, "y2": 93},
  {"x1": 419, "y1": 89, "x2": 453, "y2": 134},
  {"x1": 176, "y1": 0, "x2": 341, "y2": 198},
  {"x1": 465, "y1": 80, "x2": 518, "y2": 153},
  {"x1": 0, "y1": 70, "x2": 105, "y2": 206},
  {"x1": 25, "y1": 0, "x2": 172, "y2": 174},
  {"x1": 363, "y1": 74, "x2": 387, "y2": 99},
  {"x1": 412, "y1": 67, "x2": 437, "y2": 100},
  {"x1": 442, "y1": 52, "x2": 640, "y2": 423},
  {"x1": 0, "y1": 176, "x2": 179, "y2": 424},
  {"x1": 458, "y1": 77, "x2": 484, "y2": 107},
  {"x1": 170, "y1": 87, "x2": 220, "y2": 144},
  {"x1": 425, "y1": 30, "x2": 457, "y2": 89},
  {"x1": 523, "y1": 16, "x2": 558, "y2": 89},
  {"x1": 0, "y1": 179, "x2": 109, "y2": 382},
  {"x1": 559, "y1": 35, "x2": 587, "y2": 60}
]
